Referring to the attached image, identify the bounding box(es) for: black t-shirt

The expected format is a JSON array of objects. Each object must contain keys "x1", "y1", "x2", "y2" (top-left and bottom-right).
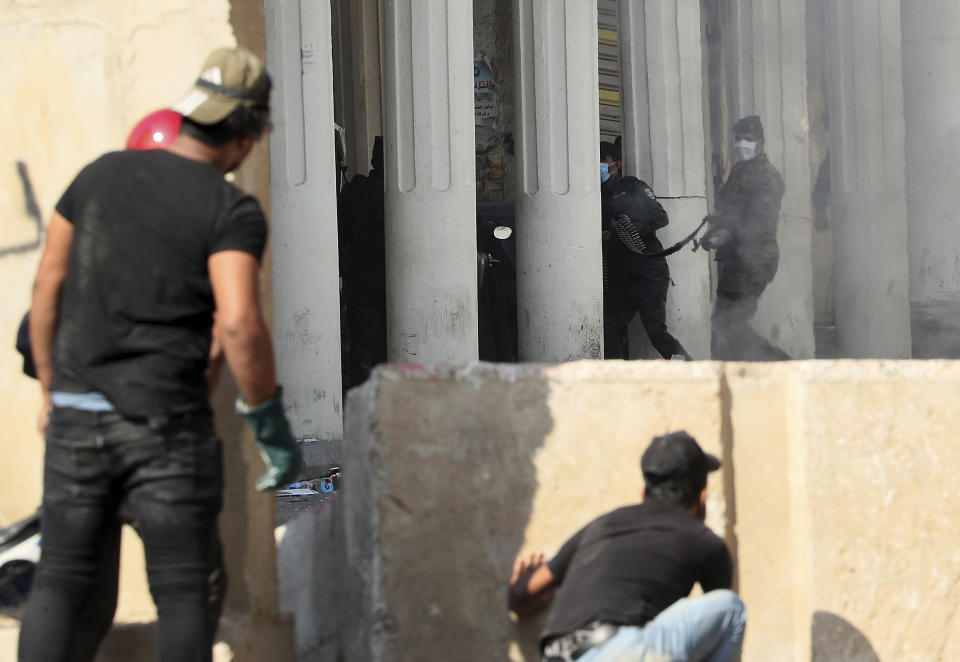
[
  {"x1": 541, "y1": 500, "x2": 732, "y2": 646},
  {"x1": 51, "y1": 150, "x2": 267, "y2": 417}
]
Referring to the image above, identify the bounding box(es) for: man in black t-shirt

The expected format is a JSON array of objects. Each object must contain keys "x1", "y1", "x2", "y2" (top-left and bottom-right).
[
  {"x1": 20, "y1": 47, "x2": 302, "y2": 662},
  {"x1": 509, "y1": 432, "x2": 746, "y2": 662}
]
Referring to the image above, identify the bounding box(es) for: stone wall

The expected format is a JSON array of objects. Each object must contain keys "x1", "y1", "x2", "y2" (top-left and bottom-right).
[
  {"x1": 0, "y1": 1, "x2": 290, "y2": 659},
  {"x1": 307, "y1": 360, "x2": 960, "y2": 662}
]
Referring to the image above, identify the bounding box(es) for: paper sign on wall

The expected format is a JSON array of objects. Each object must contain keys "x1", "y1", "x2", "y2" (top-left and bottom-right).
[{"x1": 474, "y1": 59, "x2": 497, "y2": 125}]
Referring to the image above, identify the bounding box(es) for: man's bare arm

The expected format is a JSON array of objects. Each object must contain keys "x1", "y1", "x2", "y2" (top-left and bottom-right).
[
  {"x1": 210, "y1": 250, "x2": 304, "y2": 491},
  {"x1": 508, "y1": 551, "x2": 557, "y2": 618},
  {"x1": 206, "y1": 314, "x2": 226, "y2": 392},
  {"x1": 208, "y1": 251, "x2": 277, "y2": 406},
  {"x1": 30, "y1": 212, "x2": 74, "y2": 429}
]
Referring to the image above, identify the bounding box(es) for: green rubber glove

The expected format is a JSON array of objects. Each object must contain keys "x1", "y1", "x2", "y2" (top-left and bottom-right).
[{"x1": 236, "y1": 386, "x2": 303, "y2": 492}]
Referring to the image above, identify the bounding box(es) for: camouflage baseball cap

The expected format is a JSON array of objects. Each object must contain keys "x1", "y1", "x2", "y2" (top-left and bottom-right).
[{"x1": 172, "y1": 46, "x2": 271, "y2": 125}]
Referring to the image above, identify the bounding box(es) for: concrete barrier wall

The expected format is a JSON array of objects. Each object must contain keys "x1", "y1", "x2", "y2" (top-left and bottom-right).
[{"x1": 332, "y1": 360, "x2": 960, "y2": 662}]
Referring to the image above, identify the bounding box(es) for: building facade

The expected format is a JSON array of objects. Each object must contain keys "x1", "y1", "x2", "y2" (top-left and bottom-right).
[
  {"x1": 273, "y1": 0, "x2": 960, "y2": 435},
  {"x1": 2, "y1": 1, "x2": 960, "y2": 659}
]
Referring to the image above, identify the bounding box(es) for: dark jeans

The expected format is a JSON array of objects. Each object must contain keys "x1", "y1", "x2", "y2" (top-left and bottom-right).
[
  {"x1": 604, "y1": 273, "x2": 691, "y2": 360},
  {"x1": 40, "y1": 511, "x2": 225, "y2": 662},
  {"x1": 19, "y1": 407, "x2": 224, "y2": 662}
]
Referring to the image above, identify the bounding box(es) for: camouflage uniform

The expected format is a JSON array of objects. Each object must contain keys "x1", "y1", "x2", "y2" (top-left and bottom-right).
[{"x1": 711, "y1": 153, "x2": 790, "y2": 360}]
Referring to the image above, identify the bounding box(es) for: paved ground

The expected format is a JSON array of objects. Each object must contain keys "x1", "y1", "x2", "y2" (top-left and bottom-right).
[
  {"x1": 275, "y1": 439, "x2": 343, "y2": 527},
  {"x1": 276, "y1": 486, "x2": 338, "y2": 527}
]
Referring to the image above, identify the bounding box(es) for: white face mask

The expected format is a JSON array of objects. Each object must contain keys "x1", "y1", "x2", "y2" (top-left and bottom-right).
[{"x1": 735, "y1": 139, "x2": 758, "y2": 162}]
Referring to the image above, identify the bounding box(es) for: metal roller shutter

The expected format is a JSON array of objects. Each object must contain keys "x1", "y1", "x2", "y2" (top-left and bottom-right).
[{"x1": 598, "y1": 0, "x2": 622, "y2": 144}]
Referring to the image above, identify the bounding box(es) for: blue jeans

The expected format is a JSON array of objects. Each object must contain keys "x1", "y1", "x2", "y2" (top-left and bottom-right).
[
  {"x1": 18, "y1": 407, "x2": 224, "y2": 662},
  {"x1": 576, "y1": 590, "x2": 746, "y2": 662}
]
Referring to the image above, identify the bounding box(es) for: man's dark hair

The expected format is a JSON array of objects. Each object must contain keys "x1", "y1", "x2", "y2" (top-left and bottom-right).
[
  {"x1": 643, "y1": 476, "x2": 706, "y2": 509},
  {"x1": 600, "y1": 139, "x2": 621, "y2": 162},
  {"x1": 179, "y1": 100, "x2": 271, "y2": 146},
  {"x1": 640, "y1": 430, "x2": 716, "y2": 509}
]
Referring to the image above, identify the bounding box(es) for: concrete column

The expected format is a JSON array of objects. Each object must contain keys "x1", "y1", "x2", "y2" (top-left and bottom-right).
[
  {"x1": 513, "y1": 0, "x2": 604, "y2": 362},
  {"x1": 619, "y1": 0, "x2": 712, "y2": 359},
  {"x1": 901, "y1": 1, "x2": 960, "y2": 356},
  {"x1": 382, "y1": 0, "x2": 479, "y2": 364},
  {"x1": 264, "y1": 0, "x2": 344, "y2": 439},
  {"x1": 348, "y1": 0, "x2": 383, "y2": 173},
  {"x1": 823, "y1": 1, "x2": 912, "y2": 357},
  {"x1": 331, "y1": 0, "x2": 383, "y2": 178},
  {"x1": 719, "y1": 0, "x2": 816, "y2": 359}
]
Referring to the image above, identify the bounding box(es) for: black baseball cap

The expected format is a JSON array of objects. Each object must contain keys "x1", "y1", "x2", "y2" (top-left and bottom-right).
[
  {"x1": 641, "y1": 431, "x2": 721, "y2": 490},
  {"x1": 733, "y1": 115, "x2": 764, "y2": 139}
]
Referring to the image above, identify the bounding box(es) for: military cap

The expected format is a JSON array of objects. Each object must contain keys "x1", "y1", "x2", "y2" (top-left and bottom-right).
[{"x1": 733, "y1": 115, "x2": 764, "y2": 139}]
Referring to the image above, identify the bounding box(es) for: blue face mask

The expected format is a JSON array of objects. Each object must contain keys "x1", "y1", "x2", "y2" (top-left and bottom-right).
[{"x1": 600, "y1": 162, "x2": 611, "y2": 183}]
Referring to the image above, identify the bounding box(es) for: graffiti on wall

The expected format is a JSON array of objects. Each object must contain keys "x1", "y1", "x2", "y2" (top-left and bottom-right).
[{"x1": 1, "y1": 161, "x2": 44, "y2": 258}]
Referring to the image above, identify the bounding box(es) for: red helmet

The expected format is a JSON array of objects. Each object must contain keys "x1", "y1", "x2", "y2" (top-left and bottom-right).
[{"x1": 126, "y1": 109, "x2": 182, "y2": 150}]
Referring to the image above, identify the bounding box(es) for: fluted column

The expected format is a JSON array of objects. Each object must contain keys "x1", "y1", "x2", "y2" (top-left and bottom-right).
[
  {"x1": 514, "y1": 0, "x2": 604, "y2": 362},
  {"x1": 901, "y1": 0, "x2": 960, "y2": 356},
  {"x1": 382, "y1": 0, "x2": 478, "y2": 364},
  {"x1": 264, "y1": 0, "x2": 343, "y2": 439},
  {"x1": 717, "y1": 0, "x2": 817, "y2": 359},
  {"x1": 824, "y1": 1, "x2": 911, "y2": 357},
  {"x1": 619, "y1": 0, "x2": 711, "y2": 359}
]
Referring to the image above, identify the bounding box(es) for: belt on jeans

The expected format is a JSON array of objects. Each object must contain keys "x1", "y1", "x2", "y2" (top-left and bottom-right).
[{"x1": 543, "y1": 621, "x2": 620, "y2": 662}]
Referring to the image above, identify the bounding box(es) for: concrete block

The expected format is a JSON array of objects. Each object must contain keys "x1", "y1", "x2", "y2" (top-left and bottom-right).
[
  {"x1": 336, "y1": 360, "x2": 960, "y2": 662},
  {"x1": 343, "y1": 361, "x2": 728, "y2": 661},
  {"x1": 798, "y1": 361, "x2": 960, "y2": 662},
  {"x1": 731, "y1": 361, "x2": 960, "y2": 662},
  {"x1": 277, "y1": 503, "x2": 344, "y2": 661},
  {"x1": 727, "y1": 363, "x2": 810, "y2": 661}
]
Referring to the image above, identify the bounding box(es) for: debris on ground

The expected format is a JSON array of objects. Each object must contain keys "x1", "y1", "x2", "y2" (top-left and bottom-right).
[{"x1": 275, "y1": 466, "x2": 342, "y2": 526}]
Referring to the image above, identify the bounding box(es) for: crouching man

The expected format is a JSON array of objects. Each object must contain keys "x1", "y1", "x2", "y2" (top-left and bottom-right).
[{"x1": 508, "y1": 432, "x2": 746, "y2": 662}]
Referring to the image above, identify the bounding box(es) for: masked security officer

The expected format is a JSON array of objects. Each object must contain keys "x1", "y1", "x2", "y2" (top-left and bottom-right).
[
  {"x1": 600, "y1": 140, "x2": 691, "y2": 361},
  {"x1": 704, "y1": 116, "x2": 790, "y2": 361}
]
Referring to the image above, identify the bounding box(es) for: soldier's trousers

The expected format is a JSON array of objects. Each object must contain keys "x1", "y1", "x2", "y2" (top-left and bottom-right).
[{"x1": 711, "y1": 287, "x2": 791, "y2": 361}]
